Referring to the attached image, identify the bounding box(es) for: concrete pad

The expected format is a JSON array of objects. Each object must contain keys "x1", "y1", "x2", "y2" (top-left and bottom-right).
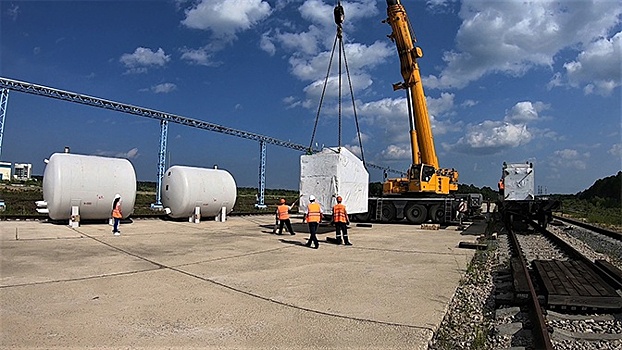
[{"x1": 1, "y1": 216, "x2": 475, "y2": 349}]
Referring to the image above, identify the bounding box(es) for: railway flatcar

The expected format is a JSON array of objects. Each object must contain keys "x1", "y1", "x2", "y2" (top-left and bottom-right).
[{"x1": 496, "y1": 162, "x2": 560, "y2": 228}]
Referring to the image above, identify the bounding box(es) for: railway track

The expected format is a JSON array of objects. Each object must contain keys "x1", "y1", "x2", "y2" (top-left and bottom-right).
[{"x1": 494, "y1": 215, "x2": 622, "y2": 349}]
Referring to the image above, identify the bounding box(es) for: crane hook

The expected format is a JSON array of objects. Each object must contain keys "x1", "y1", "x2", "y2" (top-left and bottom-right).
[{"x1": 334, "y1": 3, "x2": 344, "y2": 27}]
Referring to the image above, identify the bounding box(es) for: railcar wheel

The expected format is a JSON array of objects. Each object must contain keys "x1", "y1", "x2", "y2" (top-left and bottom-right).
[
  {"x1": 427, "y1": 204, "x2": 445, "y2": 223},
  {"x1": 404, "y1": 203, "x2": 427, "y2": 224},
  {"x1": 381, "y1": 203, "x2": 397, "y2": 222}
]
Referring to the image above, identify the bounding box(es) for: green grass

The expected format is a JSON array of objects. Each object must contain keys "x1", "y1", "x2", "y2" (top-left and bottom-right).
[{"x1": 560, "y1": 198, "x2": 622, "y2": 231}]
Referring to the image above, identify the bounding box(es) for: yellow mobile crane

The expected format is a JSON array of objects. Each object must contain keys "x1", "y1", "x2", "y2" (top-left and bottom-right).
[
  {"x1": 360, "y1": 0, "x2": 477, "y2": 224},
  {"x1": 384, "y1": 0, "x2": 458, "y2": 195}
]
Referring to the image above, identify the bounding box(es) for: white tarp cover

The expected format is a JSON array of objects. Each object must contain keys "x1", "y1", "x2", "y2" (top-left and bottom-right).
[{"x1": 299, "y1": 147, "x2": 369, "y2": 214}]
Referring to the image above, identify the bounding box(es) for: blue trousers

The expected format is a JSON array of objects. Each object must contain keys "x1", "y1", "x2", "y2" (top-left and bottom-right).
[{"x1": 306, "y1": 222, "x2": 319, "y2": 247}]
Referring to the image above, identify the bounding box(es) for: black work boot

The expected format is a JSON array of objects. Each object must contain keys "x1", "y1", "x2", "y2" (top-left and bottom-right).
[
  {"x1": 336, "y1": 237, "x2": 342, "y2": 245},
  {"x1": 344, "y1": 238, "x2": 352, "y2": 246}
]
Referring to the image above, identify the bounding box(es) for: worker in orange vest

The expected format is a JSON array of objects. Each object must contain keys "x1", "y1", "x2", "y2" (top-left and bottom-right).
[
  {"x1": 498, "y1": 178, "x2": 505, "y2": 197},
  {"x1": 332, "y1": 196, "x2": 351, "y2": 245},
  {"x1": 111, "y1": 194, "x2": 123, "y2": 236},
  {"x1": 304, "y1": 195, "x2": 323, "y2": 249},
  {"x1": 275, "y1": 198, "x2": 295, "y2": 235}
]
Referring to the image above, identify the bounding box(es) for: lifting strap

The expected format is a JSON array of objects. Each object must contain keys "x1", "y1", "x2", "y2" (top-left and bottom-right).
[{"x1": 308, "y1": 1, "x2": 366, "y2": 166}]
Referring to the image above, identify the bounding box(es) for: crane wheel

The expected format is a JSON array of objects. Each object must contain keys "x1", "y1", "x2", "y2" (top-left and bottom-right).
[
  {"x1": 428, "y1": 204, "x2": 445, "y2": 223},
  {"x1": 405, "y1": 203, "x2": 427, "y2": 224},
  {"x1": 381, "y1": 203, "x2": 397, "y2": 222}
]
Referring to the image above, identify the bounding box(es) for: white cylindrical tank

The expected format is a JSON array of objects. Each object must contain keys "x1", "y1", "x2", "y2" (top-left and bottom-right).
[
  {"x1": 43, "y1": 153, "x2": 136, "y2": 220},
  {"x1": 161, "y1": 165, "x2": 237, "y2": 219}
]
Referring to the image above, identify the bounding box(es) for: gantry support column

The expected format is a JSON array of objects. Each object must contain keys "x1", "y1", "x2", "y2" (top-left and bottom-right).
[
  {"x1": 0, "y1": 89, "x2": 9, "y2": 158},
  {"x1": 255, "y1": 140, "x2": 267, "y2": 209},
  {"x1": 152, "y1": 119, "x2": 168, "y2": 209}
]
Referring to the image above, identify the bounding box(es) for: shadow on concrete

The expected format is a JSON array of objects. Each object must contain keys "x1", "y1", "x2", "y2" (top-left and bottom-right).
[{"x1": 278, "y1": 239, "x2": 307, "y2": 247}]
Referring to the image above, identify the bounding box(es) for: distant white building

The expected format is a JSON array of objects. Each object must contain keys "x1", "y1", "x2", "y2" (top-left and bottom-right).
[
  {"x1": 0, "y1": 162, "x2": 11, "y2": 181},
  {"x1": 13, "y1": 163, "x2": 32, "y2": 180}
]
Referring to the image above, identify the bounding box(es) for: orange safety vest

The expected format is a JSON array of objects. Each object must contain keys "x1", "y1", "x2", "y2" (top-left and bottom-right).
[
  {"x1": 306, "y1": 202, "x2": 322, "y2": 223},
  {"x1": 332, "y1": 203, "x2": 348, "y2": 223},
  {"x1": 277, "y1": 204, "x2": 290, "y2": 220},
  {"x1": 498, "y1": 180, "x2": 505, "y2": 190},
  {"x1": 112, "y1": 203, "x2": 123, "y2": 218}
]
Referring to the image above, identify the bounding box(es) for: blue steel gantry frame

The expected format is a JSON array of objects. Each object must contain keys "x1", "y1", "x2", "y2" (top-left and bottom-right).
[
  {"x1": 0, "y1": 89, "x2": 9, "y2": 158},
  {"x1": 0, "y1": 77, "x2": 312, "y2": 207}
]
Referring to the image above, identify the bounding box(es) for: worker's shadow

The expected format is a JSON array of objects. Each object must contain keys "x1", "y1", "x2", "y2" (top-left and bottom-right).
[{"x1": 278, "y1": 239, "x2": 306, "y2": 246}]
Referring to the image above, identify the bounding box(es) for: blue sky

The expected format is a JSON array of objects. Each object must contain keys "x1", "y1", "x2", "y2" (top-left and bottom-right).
[{"x1": 1, "y1": 0, "x2": 620, "y2": 194}]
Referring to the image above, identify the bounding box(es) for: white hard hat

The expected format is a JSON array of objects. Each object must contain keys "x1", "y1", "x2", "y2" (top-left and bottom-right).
[
  {"x1": 309, "y1": 195, "x2": 316, "y2": 201},
  {"x1": 114, "y1": 194, "x2": 121, "y2": 200}
]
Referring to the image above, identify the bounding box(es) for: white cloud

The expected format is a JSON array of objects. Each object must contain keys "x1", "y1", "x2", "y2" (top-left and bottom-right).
[
  {"x1": 298, "y1": 0, "x2": 378, "y2": 38},
  {"x1": 550, "y1": 148, "x2": 589, "y2": 170},
  {"x1": 345, "y1": 144, "x2": 363, "y2": 157},
  {"x1": 260, "y1": 31, "x2": 276, "y2": 56},
  {"x1": 609, "y1": 143, "x2": 622, "y2": 158},
  {"x1": 352, "y1": 93, "x2": 461, "y2": 161},
  {"x1": 302, "y1": 73, "x2": 373, "y2": 102},
  {"x1": 290, "y1": 41, "x2": 393, "y2": 108},
  {"x1": 151, "y1": 83, "x2": 177, "y2": 94},
  {"x1": 448, "y1": 121, "x2": 532, "y2": 155},
  {"x1": 181, "y1": 0, "x2": 272, "y2": 41},
  {"x1": 270, "y1": 0, "x2": 382, "y2": 72},
  {"x1": 280, "y1": 25, "x2": 326, "y2": 57},
  {"x1": 7, "y1": 4, "x2": 19, "y2": 21},
  {"x1": 124, "y1": 148, "x2": 140, "y2": 159},
  {"x1": 426, "y1": 0, "x2": 455, "y2": 9},
  {"x1": 558, "y1": 32, "x2": 622, "y2": 96},
  {"x1": 425, "y1": 1, "x2": 622, "y2": 91},
  {"x1": 96, "y1": 148, "x2": 140, "y2": 159},
  {"x1": 381, "y1": 144, "x2": 410, "y2": 160},
  {"x1": 180, "y1": 46, "x2": 221, "y2": 66},
  {"x1": 282, "y1": 95, "x2": 302, "y2": 109},
  {"x1": 461, "y1": 99, "x2": 478, "y2": 108},
  {"x1": 504, "y1": 101, "x2": 549, "y2": 124},
  {"x1": 120, "y1": 47, "x2": 170, "y2": 73}
]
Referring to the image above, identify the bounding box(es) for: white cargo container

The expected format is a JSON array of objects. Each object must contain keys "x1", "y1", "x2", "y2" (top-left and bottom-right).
[
  {"x1": 161, "y1": 165, "x2": 237, "y2": 219},
  {"x1": 502, "y1": 162, "x2": 535, "y2": 200},
  {"x1": 299, "y1": 147, "x2": 369, "y2": 214},
  {"x1": 42, "y1": 153, "x2": 136, "y2": 220}
]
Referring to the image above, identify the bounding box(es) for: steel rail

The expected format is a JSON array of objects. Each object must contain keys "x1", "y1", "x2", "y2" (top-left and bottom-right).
[
  {"x1": 553, "y1": 215, "x2": 622, "y2": 242},
  {"x1": 530, "y1": 218, "x2": 622, "y2": 291},
  {"x1": 506, "y1": 224, "x2": 555, "y2": 350}
]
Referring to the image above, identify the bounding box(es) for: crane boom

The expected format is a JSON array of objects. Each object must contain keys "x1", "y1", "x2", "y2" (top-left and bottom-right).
[
  {"x1": 385, "y1": 0, "x2": 438, "y2": 169},
  {"x1": 383, "y1": 0, "x2": 458, "y2": 195}
]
